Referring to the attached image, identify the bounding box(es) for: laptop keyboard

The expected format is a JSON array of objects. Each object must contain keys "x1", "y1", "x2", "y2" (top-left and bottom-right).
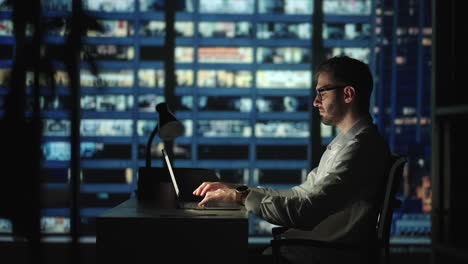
[
  {"x1": 179, "y1": 201, "x2": 241, "y2": 210},
  {"x1": 180, "y1": 202, "x2": 206, "y2": 209}
]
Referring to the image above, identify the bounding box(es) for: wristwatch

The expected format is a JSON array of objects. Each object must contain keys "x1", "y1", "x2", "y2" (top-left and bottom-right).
[{"x1": 235, "y1": 185, "x2": 250, "y2": 205}]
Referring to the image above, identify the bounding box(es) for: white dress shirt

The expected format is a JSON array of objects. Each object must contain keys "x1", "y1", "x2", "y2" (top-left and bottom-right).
[{"x1": 245, "y1": 115, "x2": 390, "y2": 250}]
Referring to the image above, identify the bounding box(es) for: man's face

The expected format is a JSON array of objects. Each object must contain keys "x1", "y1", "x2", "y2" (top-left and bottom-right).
[{"x1": 313, "y1": 73, "x2": 346, "y2": 126}]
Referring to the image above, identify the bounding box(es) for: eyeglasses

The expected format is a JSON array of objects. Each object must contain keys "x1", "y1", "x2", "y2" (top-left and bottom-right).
[{"x1": 314, "y1": 85, "x2": 348, "y2": 101}]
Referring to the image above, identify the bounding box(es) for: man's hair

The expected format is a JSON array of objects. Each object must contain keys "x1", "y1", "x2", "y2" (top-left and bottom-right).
[{"x1": 315, "y1": 56, "x2": 373, "y2": 113}]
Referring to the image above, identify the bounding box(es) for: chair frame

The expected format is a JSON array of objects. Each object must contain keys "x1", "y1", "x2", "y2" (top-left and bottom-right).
[{"x1": 270, "y1": 153, "x2": 407, "y2": 264}]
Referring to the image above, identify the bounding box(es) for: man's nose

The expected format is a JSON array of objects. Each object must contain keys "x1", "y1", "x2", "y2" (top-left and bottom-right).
[{"x1": 313, "y1": 95, "x2": 321, "y2": 107}]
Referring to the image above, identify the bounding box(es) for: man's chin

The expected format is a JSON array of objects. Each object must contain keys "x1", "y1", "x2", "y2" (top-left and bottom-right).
[{"x1": 320, "y1": 117, "x2": 334, "y2": 126}]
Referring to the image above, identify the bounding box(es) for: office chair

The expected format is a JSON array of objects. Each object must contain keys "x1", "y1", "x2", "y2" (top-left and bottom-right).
[{"x1": 270, "y1": 153, "x2": 407, "y2": 264}]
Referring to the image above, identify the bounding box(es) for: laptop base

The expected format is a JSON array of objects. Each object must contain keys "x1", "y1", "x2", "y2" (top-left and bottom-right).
[{"x1": 179, "y1": 201, "x2": 242, "y2": 210}]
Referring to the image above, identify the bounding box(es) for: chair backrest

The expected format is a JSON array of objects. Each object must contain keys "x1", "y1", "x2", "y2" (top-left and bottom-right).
[{"x1": 375, "y1": 153, "x2": 407, "y2": 263}]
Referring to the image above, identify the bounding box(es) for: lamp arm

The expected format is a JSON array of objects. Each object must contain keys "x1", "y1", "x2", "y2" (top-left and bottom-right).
[{"x1": 145, "y1": 124, "x2": 158, "y2": 168}]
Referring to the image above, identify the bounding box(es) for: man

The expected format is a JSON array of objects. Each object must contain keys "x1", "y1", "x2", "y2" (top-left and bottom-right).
[{"x1": 193, "y1": 56, "x2": 390, "y2": 264}]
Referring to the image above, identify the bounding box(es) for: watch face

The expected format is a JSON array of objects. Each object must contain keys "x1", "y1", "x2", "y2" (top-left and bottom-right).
[{"x1": 236, "y1": 185, "x2": 249, "y2": 192}]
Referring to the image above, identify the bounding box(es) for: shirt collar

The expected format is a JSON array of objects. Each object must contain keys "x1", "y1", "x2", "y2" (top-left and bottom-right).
[
  {"x1": 342, "y1": 114, "x2": 373, "y2": 140},
  {"x1": 327, "y1": 114, "x2": 374, "y2": 149}
]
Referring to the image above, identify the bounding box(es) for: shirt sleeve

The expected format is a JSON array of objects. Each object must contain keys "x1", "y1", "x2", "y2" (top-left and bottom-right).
[
  {"x1": 247, "y1": 167, "x2": 318, "y2": 198},
  {"x1": 244, "y1": 134, "x2": 387, "y2": 229}
]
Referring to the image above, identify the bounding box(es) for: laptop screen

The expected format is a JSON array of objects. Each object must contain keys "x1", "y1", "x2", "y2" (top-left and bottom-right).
[{"x1": 162, "y1": 149, "x2": 180, "y2": 198}]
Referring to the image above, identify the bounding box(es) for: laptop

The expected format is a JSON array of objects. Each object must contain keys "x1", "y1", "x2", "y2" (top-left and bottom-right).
[{"x1": 161, "y1": 149, "x2": 242, "y2": 210}]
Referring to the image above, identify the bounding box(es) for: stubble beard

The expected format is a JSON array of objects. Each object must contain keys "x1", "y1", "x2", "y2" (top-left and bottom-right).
[{"x1": 320, "y1": 100, "x2": 345, "y2": 126}]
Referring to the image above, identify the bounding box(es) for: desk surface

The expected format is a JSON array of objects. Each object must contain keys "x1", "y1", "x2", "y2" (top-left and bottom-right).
[
  {"x1": 97, "y1": 198, "x2": 249, "y2": 264},
  {"x1": 99, "y1": 197, "x2": 249, "y2": 219}
]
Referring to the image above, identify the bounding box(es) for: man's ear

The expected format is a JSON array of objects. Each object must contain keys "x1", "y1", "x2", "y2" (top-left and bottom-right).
[{"x1": 343, "y1": 85, "x2": 355, "y2": 103}]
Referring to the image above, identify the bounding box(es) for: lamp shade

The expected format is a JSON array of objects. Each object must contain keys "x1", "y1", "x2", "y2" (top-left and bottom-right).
[{"x1": 156, "y1": 102, "x2": 184, "y2": 140}]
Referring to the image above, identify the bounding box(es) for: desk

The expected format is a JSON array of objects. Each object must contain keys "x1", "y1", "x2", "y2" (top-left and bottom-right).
[{"x1": 97, "y1": 198, "x2": 249, "y2": 264}]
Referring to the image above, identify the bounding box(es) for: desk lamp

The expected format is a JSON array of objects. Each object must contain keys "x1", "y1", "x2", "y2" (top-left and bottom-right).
[
  {"x1": 145, "y1": 102, "x2": 184, "y2": 168},
  {"x1": 137, "y1": 102, "x2": 184, "y2": 201}
]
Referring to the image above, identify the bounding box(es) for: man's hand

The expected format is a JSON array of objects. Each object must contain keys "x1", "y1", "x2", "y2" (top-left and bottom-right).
[
  {"x1": 197, "y1": 188, "x2": 237, "y2": 207},
  {"x1": 192, "y1": 182, "x2": 241, "y2": 197}
]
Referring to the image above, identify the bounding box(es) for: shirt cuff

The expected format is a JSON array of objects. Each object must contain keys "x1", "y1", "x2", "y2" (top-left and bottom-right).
[{"x1": 244, "y1": 188, "x2": 266, "y2": 215}]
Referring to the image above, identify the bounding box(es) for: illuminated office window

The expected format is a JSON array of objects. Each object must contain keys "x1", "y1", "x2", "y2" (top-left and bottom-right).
[
  {"x1": 323, "y1": 0, "x2": 371, "y2": 15},
  {"x1": 198, "y1": 47, "x2": 253, "y2": 64},
  {"x1": 138, "y1": 21, "x2": 195, "y2": 37},
  {"x1": 175, "y1": 70, "x2": 194, "y2": 86},
  {"x1": 199, "y1": 0, "x2": 254, "y2": 14},
  {"x1": 137, "y1": 120, "x2": 157, "y2": 137},
  {"x1": 325, "y1": 47, "x2": 371, "y2": 63},
  {"x1": 138, "y1": 95, "x2": 193, "y2": 112},
  {"x1": 0, "y1": 69, "x2": 11, "y2": 85},
  {"x1": 87, "y1": 20, "x2": 133, "y2": 37},
  {"x1": 197, "y1": 120, "x2": 252, "y2": 138},
  {"x1": 197, "y1": 70, "x2": 252, "y2": 88},
  {"x1": 80, "y1": 119, "x2": 133, "y2": 137},
  {"x1": 256, "y1": 96, "x2": 309, "y2": 112},
  {"x1": 255, "y1": 120, "x2": 309, "y2": 138},
  {"x1": 138, "y1": 69, "x2": 193, "y2": 87},
  {"x1": 138, "y1": 69, "x2": 165, "y2": 87},
  {"x1": 43, "y1": 119, "x2": 71, "y2": 137},
  {"x1": 139, "y1": 21, "x2": 165, "y2": 37},
  {"x1": 42, "y1": 0, "x2": 72, "y2": 11},
  {"x1": 256, "y1": 70, "x2": 311, "y2": 89},
  {"x1": 81, "y1": 95, "x2": 134, "y2": 112},
  {"x1": 257, "y1": 47, "x2": 311, "y2": 64},
  {"x1": 41, "y1": 217, "x2": 71, "y2": 234},
  {"x1": 137, "y1": 119, "x2": 193, "y2": 137},
  {"x1": 83, "y1": 0, "x2": 135, "y2": 12},
  {"x1": 323, "y1": 23, "x2": 372, "y2": 40},
  {"x1": 42, "y1": 142, "x2": 71, "y2": 161},
  {"x1": 175, "y1": 22, "x2": 195, "y2": 37},
  {"x1": 258, "y1": 0, "x2": 313, "y2": 14},
  {"x1": 175, "y1": 47, "x2": 194, "y2": 63},
  {"x1": 138, "y1": 94, "x2": 165, "y2": 112},
  {"x1": 80, "y1": 69, "x2": 134, "y2": 87},
  {"x1": 0, "y1": 20, "x2": 12, "y2": 36},
  {"x1": 25, "y1": 71, "x2": 55, "y2": 87},
  {"x1": 257, "y1": 22, "x2": 311, "y2": 39},
  {"x1": 82, "y1": 45, "x2": 135, "y2": 61},
  {"x1": 198, "y1": 22, "x2": 252, "y2": 38}
]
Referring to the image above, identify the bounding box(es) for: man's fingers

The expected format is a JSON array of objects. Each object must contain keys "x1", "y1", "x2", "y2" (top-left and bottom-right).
[
  {"x1": 193, "y1": 182, "x2": 228, "y2": 196},
  {"x1": 193, "y1": 182, "x2": 209, "y2": 196},
  {"x1": 200, "y1": 183, "x2": 215, "y2": 196},
  {"x1": 198, "y1": 192, "x2": 213, "y2": 207},
  {"x1": 198, "y1": 197, "x2": 207, "y2": 207}
]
